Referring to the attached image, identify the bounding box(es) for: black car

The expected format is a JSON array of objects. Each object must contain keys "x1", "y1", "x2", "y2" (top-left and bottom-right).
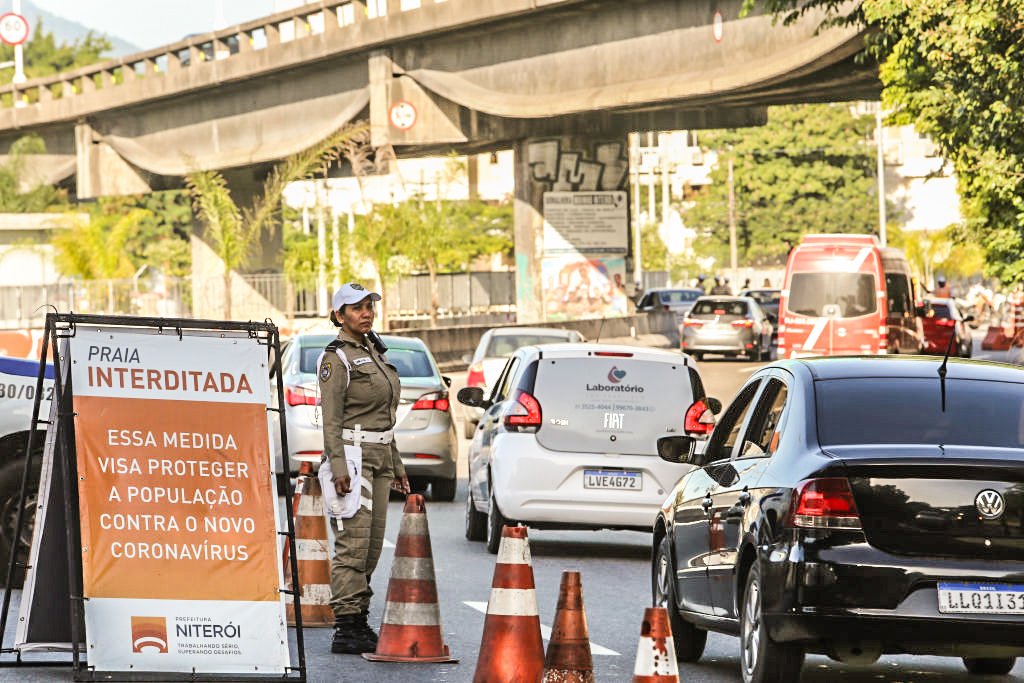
[{"x1": 652, "y1": 356, "x2": 1024, "y2": 682}]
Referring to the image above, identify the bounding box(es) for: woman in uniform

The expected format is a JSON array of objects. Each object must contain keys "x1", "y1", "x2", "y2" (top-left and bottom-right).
[{"x1": 318, "y1": 283, "x2": 410, "y2": 655}]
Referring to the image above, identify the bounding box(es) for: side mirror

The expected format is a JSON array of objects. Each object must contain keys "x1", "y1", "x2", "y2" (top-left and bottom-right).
[
  {"x1": 914, "y1": 304, "x2": 927, "y2": 317},
  {"x1": 657, "y1": 435, "x2": 696, "y2": 464},
  {"x1": 964, "y1": 314, "x2": 979, "y2": 329},
  {"x1": 766, "y1": 312, "x2": 777, "y2": 325},
  {"x1": 457, "y1": 386, "x2": 486, "y2": 408},
  {"x1": 442, "y1": 375, "x2": 452, "y2": 388},
  {"x1": 461, "y1": 353, "x2": 473, "y2": 364}
]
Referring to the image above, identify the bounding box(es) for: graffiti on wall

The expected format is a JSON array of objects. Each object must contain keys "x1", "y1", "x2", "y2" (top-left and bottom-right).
[{"x1": 528, "y1": 139, "x2": 628, "y2": 192}]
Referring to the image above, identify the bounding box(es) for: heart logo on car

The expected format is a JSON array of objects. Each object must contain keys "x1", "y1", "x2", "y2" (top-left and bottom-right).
[{"x1": 607, "y1": 367, "x2": 627, "y2": 383}]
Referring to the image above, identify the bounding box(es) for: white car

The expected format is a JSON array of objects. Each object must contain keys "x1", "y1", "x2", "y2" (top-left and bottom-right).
[
  {"x1": 457, "y1": 343, "x2": 707, "y2": 552},
  {"x1": 462, "y1": 327, "x2": 586, "y2": 438}
]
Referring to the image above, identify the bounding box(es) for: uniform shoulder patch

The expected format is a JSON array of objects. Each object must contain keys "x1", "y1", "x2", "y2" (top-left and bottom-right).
[{"x1": 320, "y1": 362, "x2": 332, "y2": 382}]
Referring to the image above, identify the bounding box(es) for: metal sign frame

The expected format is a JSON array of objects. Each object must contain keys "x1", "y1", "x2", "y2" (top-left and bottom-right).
[{"x1": 0, "y1": 313, "x2": 306, "y2": 681}]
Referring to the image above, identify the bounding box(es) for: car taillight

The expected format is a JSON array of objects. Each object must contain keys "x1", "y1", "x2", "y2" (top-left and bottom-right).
[
  {"x1": 504, "y1": 390, "x2": 542, "y2": 433},
  {"x1": 935, "y1": 319, "x2": 956, "y2": 327},
  {"x1": 683, "y1": 399, "x2": 715, "y2": 436},
  {"x1": 467, "y1": 362, "x2": 486, "y2": 388},
  {"x1": 731, "y1": 319, "x2": 754, "y2": 328},
  {"x1": 285, "y1": 385, "x2": 318, "y2": 406},
  {"x1": 788, "y1": 478, "x2": 862, "y2": 530},
  {"x1": 683, "y1": 318, "x2": 704, "y2": 327},
  {"x1": 412, "y1": 392, "x2": 450, "y2": 412}
]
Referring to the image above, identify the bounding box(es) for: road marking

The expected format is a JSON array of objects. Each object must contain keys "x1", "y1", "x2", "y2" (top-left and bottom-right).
[{"x1": 462, "y1": 601, "x2": 620, "y2": 656}]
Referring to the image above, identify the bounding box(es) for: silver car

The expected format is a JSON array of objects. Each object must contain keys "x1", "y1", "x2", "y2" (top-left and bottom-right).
[
  {"x1": 274, "y1": 332, "x2": 458, "y2": 500},
  {"x1": 679, "y1": 296, "x2": 773, "y2": 361},
  {"x1": 462, "y1": 327, "x2": 586, "y2": 439}
]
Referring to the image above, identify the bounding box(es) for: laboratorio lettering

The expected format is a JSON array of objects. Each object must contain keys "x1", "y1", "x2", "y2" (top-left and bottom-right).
[{"x1": 585, "y1": 382, "x2": 644, "y2": 393}]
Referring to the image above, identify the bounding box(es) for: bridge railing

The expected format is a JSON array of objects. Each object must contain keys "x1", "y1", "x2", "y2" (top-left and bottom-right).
[{"x1": 0, "y1": 0, "x2": 442, "y2": 110}]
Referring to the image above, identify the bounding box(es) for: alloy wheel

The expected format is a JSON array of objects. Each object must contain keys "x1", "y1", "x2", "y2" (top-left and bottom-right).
[{"x1": 741, "y1": 577, "x2": 761, "y2": 680}]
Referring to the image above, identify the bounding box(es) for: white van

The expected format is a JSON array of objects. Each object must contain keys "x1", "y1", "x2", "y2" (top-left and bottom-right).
[{"x1": 457, "y1": 343, "x2": 706, "y2": 553}]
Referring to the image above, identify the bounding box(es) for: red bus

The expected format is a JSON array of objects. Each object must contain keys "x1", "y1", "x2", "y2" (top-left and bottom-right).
[{"x1": 778, "y1": 234, "x2": 924, "y2": 358}]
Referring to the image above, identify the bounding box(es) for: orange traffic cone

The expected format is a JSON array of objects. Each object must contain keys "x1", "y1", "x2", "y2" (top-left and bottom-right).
[
  {"x1": 632, "y1": 607, "x2": 679, "y2": 683},
  {"x1": 542, "y1": 570, "x2": 594, "y2": 683},
  {"x1": 363, "y1": 494, "x2": 457, "y2": 663},
  {"x1": 283, "y1": 460, "x2": 334, "y2": 627},
  {"x1": 473, "y1": 525, "x2": 545, "y2": 683}
]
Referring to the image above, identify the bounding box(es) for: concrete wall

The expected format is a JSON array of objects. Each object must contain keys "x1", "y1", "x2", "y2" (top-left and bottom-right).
[{"x1": 385, "y1": 310, "x2": 678, "y2": 366}]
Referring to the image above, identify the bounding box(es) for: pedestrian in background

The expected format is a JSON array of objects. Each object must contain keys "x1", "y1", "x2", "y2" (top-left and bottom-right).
[
  {"x1": 932, "y1": 276, "x2": 952, "y2": 298},
  {"x1": 319, "y1": 283, "x2": 411, "y2": 655}
]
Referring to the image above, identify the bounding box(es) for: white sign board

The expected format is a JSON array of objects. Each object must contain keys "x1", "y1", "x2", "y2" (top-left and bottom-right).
[
  {"x1": 543, "y1": 191, "x2": 628, "y2": 255},
  {"x1": 0, "y1": 12, "x2": 29, "y2": 45},
  {"x1": 68, "y1": 329, "x2": 289, "y2": 675}
]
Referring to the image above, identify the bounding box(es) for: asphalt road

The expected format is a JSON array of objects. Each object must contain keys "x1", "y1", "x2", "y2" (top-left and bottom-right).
[{"x1": 3, "y1": 334, "x2": 1021, "y2": 681}]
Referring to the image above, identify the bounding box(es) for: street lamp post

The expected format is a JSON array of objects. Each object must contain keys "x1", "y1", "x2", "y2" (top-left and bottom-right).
[{"x1": 876, "y1": 106, "x2": 887, "y2": 247}]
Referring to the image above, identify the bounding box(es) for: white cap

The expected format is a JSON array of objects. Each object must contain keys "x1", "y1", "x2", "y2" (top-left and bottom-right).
[{"x1": 331, "y1": 283, "x2": 381, "y2": 311}]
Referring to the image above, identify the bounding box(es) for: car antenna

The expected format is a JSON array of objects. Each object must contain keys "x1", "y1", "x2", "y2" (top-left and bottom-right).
[{"x1": 937, "y1": 320, "x2": 957, "y2": 412}]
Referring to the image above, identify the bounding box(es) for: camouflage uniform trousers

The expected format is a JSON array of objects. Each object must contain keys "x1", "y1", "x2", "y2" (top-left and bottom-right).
[{"x1": 330, "y1": 441, "x2": 395, "y2": 617}]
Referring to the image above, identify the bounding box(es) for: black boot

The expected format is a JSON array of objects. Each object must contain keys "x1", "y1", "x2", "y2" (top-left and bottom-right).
[
  {"x1": 355, "y1": 611, "x2": 378, "y2": 645},
  {"x1": 331, "y1": 615, "x2": 376, "y2": 654}
]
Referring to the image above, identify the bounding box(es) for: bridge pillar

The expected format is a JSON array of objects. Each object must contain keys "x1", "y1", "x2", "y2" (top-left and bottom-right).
[
  {"x1": 513, "y1": 135, "x2": 632, "y2": 324},
  {"x1": 74, "y1": 122, "x2": 151, "y2": 199}
]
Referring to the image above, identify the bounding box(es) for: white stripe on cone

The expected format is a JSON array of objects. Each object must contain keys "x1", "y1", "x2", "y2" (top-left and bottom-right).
[
  {"x1": 295, "y1": 538, "x2": 329, "y2": 561},
  {"x1": 486, "y1": 587, "x2": 539, "y2": 617},
  {"x1": 397, "y1": 514, "x2": 428, "y2": 535},
  {"x1": 390, "y1": 556, "x2": 436, "y2": 580},
  {"x1": 496, "y1": 536, "x2": 532, "y2": 565},
  {"x1": 633, "y1": 635, "x2": 679, "y2": 677},
  {"x1": 297, "y1": 493, "x2": 322, "y2": 517},
  {"x1": 381, "y1": 601, "x2": 442, "y2": 626},
  {"x1": 299, "y1": 582, "x2": 332, "y2": 604}
]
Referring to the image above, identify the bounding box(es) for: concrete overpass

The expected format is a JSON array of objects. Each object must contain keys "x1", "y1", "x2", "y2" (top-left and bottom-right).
[{"x1": 0, "y1": 0, "x2": 878, "y2": 320}]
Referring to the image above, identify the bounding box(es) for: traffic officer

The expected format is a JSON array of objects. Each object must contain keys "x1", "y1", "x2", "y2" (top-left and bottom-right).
[{"x1": 318, "y1": 283, "x2": 410, "y2": 655}]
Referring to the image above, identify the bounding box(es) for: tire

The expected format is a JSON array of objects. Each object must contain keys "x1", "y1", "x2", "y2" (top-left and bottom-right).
[
  {"x1": 962, "y1": 657, "x2": 1016, "y2": 675},
  {"x1": 431, "y1": 477, "x2": 456, "y2": 502},
  {"x1": 463, "y1": 419, "x2": 477, "y2": 440},
  {"x1": 690, "y1": 352, "x2": 703, "y2": 361},
  {"x1": 485, "y1": 487, "x2": 508, "y2": 554},
  {"x1": 740, "y1": 563, "x2": 805, "y2": 683},
  {"x1": 465, "y1": 487, "x2": 487, "y2": 541},
  {"x1": 0, "y1": 455, "x2": 40, "y2": 589},
  {"x1": 652, "y1": 536, "x2": 707, "y2": 662}
]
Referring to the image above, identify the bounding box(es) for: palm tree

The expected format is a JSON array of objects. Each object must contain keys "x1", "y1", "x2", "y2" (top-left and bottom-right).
[{"x1": 186, "y1": 122, "x2": 370, "y2": 318}]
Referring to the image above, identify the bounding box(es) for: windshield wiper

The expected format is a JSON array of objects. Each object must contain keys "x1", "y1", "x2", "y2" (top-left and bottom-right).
[{"x1": 937, "y1": 325, "x2": 957, "y2": 412}]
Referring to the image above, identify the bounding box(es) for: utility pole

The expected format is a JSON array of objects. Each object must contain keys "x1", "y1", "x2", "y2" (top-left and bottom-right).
[
  {"x1": 727, "y1": 154, "x2": 737, "y2": 288},
  {"x1": 876, "y1": 106, "x2": 887, "y2": 247},
  {"x1": 631, "y1": 132, "x2": 644, "y2": 291},
  {"x1": 660, "y1": 133, "x2": 670, "y2": 279}
]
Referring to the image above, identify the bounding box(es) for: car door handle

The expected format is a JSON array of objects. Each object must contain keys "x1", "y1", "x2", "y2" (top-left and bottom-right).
[
  {"x1": 738, "y1": 490, "x2": 751, "y2": 506},
  {"x1": 701, "y1": 496, "x2": 713, "y2": 511}
]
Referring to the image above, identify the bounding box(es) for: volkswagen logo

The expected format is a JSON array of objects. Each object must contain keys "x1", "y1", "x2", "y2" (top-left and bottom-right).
[{"x1": 975, "y1": 489, "x2": 1005, "y2": 520}]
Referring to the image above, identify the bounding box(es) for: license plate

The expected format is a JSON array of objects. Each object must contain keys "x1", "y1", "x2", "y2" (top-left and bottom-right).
[
  {"x1": 583, "y1": 469, "x2": 641, "y2": 490},
  {"x1": 937, "y1": 582, "x2": 1024, "y2": 614}
]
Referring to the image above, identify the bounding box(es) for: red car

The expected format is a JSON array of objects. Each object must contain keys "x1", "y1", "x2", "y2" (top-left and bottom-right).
[{"x1": 921, "y1": 298, "x2": 974, "y2": 357}]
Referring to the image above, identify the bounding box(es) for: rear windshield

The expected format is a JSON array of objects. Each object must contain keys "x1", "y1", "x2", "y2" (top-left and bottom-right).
[
  {"x1": 787, "y1": 272, "x2": 877, "y2": 318},
  {"x1": 816, "y1": 378, "x2": 1024, "y2": 447},
  {"x1": 691, "y1": 300, "x2": 749, "y2": 317},
  {"x1": 486, "y1": 333, "x2": 571, "y2": 358},
  {"x1": 745, "y1": 290, "x2": 780, "y2": 305},
  {"x1": 928, "y1": 303, "x2": 951, "y2": 318},
  {"x1": 300, "y1": 345, "x2": 434, "y2": 379},
  {"x1": 659, "y1": 290, "x2": 702, "y2": 304},
  {"x1": 532, "y1": 356, "x2": 693, "y2": 455}
]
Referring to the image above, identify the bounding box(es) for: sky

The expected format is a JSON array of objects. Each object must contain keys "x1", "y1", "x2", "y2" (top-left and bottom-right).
[{"x1": 28, "y1": 0, "x2": 312, "y2": 50}]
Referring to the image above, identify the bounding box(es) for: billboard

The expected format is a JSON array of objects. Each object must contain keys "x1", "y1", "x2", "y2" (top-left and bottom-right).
[
  {"x1": 542, "y1": 255, "x2": 628, "y2": 320},
  {"x1": 542, "y1": 191, "x2": 628, "y2": 254},
  {"x1": 68, "y1": 329, "x2": 288, "y2": 674}
]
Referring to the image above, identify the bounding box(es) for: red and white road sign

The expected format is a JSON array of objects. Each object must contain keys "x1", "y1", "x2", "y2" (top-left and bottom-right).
[
  {"x1": 388, "y1": 101, "x2": 417, "y2": 131},
  {"x1": 712, "y1": 10, "x2": 724, "y2": 43},
  {"x1": 0, "y1": 12, "x2": 29, "y2": 46}
]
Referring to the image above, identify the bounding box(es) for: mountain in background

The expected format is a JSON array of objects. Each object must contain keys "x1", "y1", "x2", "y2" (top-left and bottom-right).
[{"x1": 21, "y1": 0, "x2": 141, "y2": 58}]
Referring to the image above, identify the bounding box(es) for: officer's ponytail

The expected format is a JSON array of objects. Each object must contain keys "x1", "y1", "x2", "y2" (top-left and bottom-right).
[{"x1": 329, "y1": 305, "x2": 347, "y2": 328}]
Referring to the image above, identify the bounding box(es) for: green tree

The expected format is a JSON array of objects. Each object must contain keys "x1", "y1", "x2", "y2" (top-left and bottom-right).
[
  {"x1": 399, "y1": 197, "x2": 512, "y2": 323},
  {"x1": 0, "y1": 20, "x2": 110, "y2": 87},
  {"x1": 187, "y1": 123, "x2": 368, "y2": 318},
  {"x1": 745, "y1": 0, "x2": 1024, "y2": 284},
  {"x1": 352, "y1": 202, "x2": 413, "y2": 328},
  {"x1": 683, "y1": 103, "x2": 882, "y2": 267},
  {"x1": 0, "y1": 134, "x2": 67, "y2": 212}
]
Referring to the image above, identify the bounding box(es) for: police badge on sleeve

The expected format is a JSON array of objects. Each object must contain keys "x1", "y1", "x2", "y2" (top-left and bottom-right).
[{"x1": 320, "y1": 362, "x2": 332, "y2": 381}]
